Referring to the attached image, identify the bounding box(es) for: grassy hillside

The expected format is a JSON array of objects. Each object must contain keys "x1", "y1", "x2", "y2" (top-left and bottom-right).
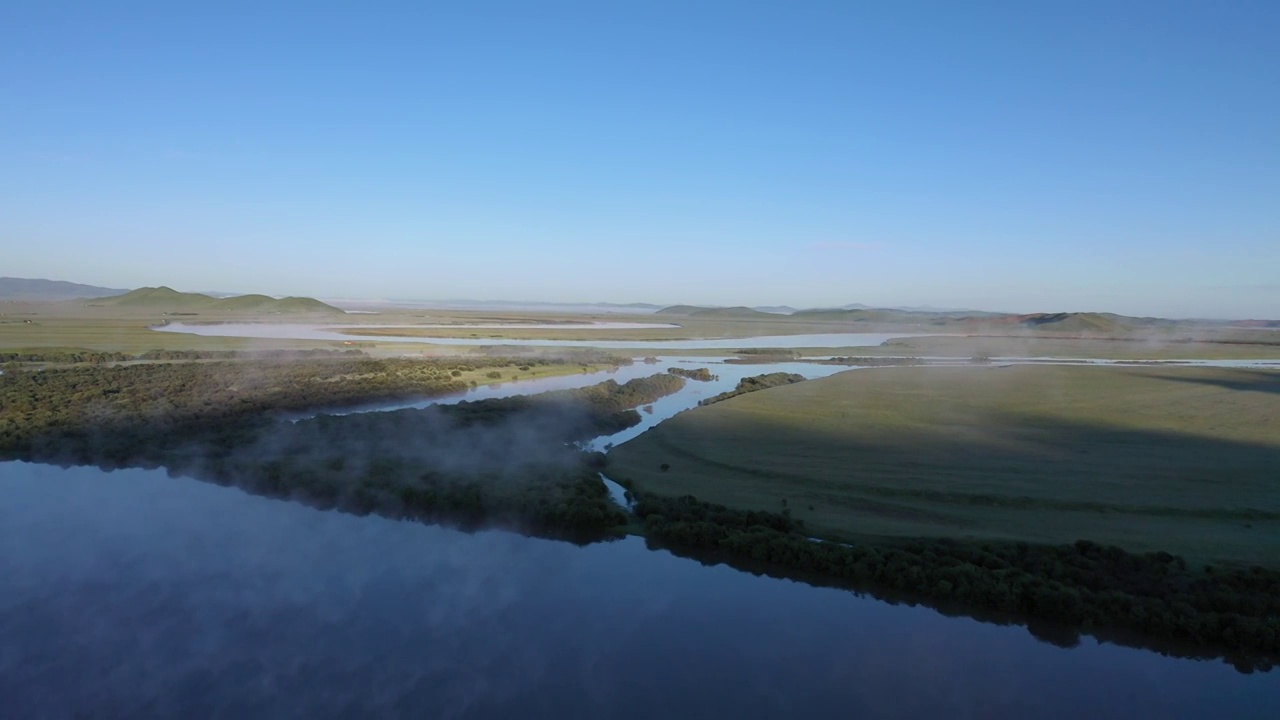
[
  {"x1": 97, "y1": 286, "x2": 343, "y2": 314},
  {"x1": 1012, "y1": 312, "x2": 1130, "y2": 333},
  {"x1": 689, "y1": 306, "x2": 776, "y2": 319},
  {"x1": 217, "y1": 294, "x2": 340, "y2": 313},
  {"x1": 656, "y1": 304, "x2": 776, "y2": 318},
  {"x1": 101, "y1": 286, "x2": 215, "y2": 308},
  {"x1": 607, "y1": 364, "x2": 1280, "y2": 567}
]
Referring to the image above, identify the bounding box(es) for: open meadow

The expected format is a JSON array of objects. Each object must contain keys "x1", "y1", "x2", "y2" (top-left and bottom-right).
[
  {"x1": 6, "y1": 296, "x2": 1280, "y2": 362},
  {"x1": 607, "y1": 364, "x2": 1280, "y2": 568}
]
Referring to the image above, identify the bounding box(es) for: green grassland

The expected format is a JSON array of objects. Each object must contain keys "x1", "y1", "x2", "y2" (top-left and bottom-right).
[
  {"x1": 0, "y1": 302, "x2": 627, "y2": 388},
  {"x1": 315, "y1": 320, "x2": 1280, "y2": 360},
  {"x1": 607, "y1": 365, "x2": 1280, "y2": 567},
  {"x1": 4, "y1": 295, "x2": 1280, "y2": 361},
  {"x1": 868, "y1": 333, "x2": 1280, "y2": 360}
]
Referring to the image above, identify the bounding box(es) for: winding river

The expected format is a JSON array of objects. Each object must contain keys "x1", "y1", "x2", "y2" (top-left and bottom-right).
[
  {"x1": 4, "y1": 334, "x2": 1280, "y2": 717},
  {"x1": 152, "y1": 322, "x2": 926, "y2": 349}
]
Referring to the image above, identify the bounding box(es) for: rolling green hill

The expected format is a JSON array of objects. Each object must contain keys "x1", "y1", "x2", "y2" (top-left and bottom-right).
[
  {"x1": 790, "y1": 308, "x2": 981, "y2": 324},
  {"x1": 654, "y1": 305, "x2": 708, "y2": 315},
  {"x1": 97, "y1": 287, "x2": 344, "y2": 314},
  {"x1": 1015, "y1": 312, "x2": 1129, "y2": 333},
  {"x1": 689, "y1": 306, "x2": 776, "y2": 319},
  {"x1": 656, "y1": 305, "x2": 794, "y2": 319},
  {"x1": 102, "y1": 286, "x2": 215, "y2": 309}
]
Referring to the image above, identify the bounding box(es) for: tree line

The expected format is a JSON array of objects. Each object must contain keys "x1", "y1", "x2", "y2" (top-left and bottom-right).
[
  {"x1": 699, "y1": 372, "x2": 807, "y2": 406},
  {"x1": 667, "y1": 367, "x2": 718, "y2": 382},
  {"x1": 629, "y1": 491, "x2": 1280, "y2": 669},
  {"x1": 0, "y1": 361, "x2": 684, "y2": 543}
]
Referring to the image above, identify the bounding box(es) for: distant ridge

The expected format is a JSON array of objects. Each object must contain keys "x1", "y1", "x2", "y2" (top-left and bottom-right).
[
  {"x1": 789, "y1": 307, "x2": 1137, "y2": 331},
  {"x1": 654, "y1": 305, "x2": 707, "y2": 316},
  {"x1": 789, "y1": 307, "x2": 1002, "y2": 323},
  {"x1": 0, "y1": 277, "x2": 129, "y2": 301},
  {"x1": 98, "y1": 287, "x2": 344, "y2": 314},
  {"x1": 656, "y1": 304, "x2": 776, "y2": 318},
  {"x1": 1013, "y1": 312, "x2": 1129, "y2": 333},
  {"x1": 656, "y1": 304, "x2": 1214, "y2": 333}
]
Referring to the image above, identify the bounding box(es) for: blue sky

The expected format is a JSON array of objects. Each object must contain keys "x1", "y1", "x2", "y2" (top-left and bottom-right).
[{"x1": 2, "y1": 1, "x2": 1277, "y2": 317}]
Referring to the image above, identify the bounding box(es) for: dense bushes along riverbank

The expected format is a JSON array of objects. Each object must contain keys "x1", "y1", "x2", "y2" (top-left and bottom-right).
[
  {"x1": 0, "y1": 361, "x2": 681, "y2": 542},
  {"x1": 630, "y1": 491, "x2": 1280, "y2": 669},
  {"x1": 0, "y1": 356, "x2": 639, "y2": 449},
  {"x1": 667, "y1": 367, "x2": 718, "y2": 382},
  {"x1": 698, "y1": 372, "x2": 806, "y2": 406}
]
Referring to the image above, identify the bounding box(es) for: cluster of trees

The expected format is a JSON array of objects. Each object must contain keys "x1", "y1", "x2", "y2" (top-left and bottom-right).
[
  {"x1": 667, "y1": 367, "x2": 718, "y2": 382},
  {"x1": 469, "y1": 346, "x2": 633, "y2": 366},
  {"x1": 0, "y1": 358, "x2": 460, "y2": 452},
  {"x1": 727, "y1": 349, "x2": 803, "y2": 363},
  {"x1": 542, "y1": 374, "x2": 686, "y2": 413},
  {"x1": 0, "y1": 350, "x2": 133, "y2": 364},
  {"x1": 699, "y1": 372, "x2": 806, "y2": 406},
  {"x1": 0, "y1": 347, "x2": 370, "y2": 365},
  {"x1": 1, "y1": 361, "x2": 686, "y2": 542},
  {"x1": 817, "y1": 356, "x2": 925, "y2": 366},
  {"x1": 424, "y1": 375, "x2": 685, "y2": 437},
  {"x1": 630, "y1": 492, "x2": 1280, "y2": 667},
  {"x1": 193, "y1": 428, "x2": 627, "y2": 543},
  {"x1": 136, "y1": 348, "x2": 367, "y2": 361},
  {"x1": 0, "y1": 356, "x2": 664, "y2": 455}
]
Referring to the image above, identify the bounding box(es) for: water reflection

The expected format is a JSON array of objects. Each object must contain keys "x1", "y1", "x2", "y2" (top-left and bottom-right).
[
  {"x1": 153, "y1": 322, "x2": 925, "y2": 349},
  {"x1": 2, "y1": 462, "x2": 1276, "y2": 718}
]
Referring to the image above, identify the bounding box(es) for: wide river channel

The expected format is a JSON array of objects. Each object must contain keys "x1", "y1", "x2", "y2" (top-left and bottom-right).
[
  {"x1": 3, "y1": 346, "x2": 1279, "y2": 717},
  {"x1": 152, "y1": 322, "x2": 926, "y2": 349}
]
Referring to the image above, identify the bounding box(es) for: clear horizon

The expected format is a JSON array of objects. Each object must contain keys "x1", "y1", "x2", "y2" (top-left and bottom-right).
[{"x1": 3, "y1": 2, "x2": 1277, "y2": 318}]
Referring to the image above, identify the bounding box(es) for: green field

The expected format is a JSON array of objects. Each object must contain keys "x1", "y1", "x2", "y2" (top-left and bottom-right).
[
  {"x1": 869, "y1": 334, "x2": 1280, "y2": 360},
  {"x1": 5, "y1": 297, "x2": 1280, "y2": 361},
  {"x1": 607, "y1": 365, "x2": 1280, "y2": 567}
]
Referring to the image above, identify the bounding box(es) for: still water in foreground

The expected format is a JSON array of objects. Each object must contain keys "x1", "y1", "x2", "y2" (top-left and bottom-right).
[{"x1": 2, "y1": 463, "x2": 1276, "y2": 719}]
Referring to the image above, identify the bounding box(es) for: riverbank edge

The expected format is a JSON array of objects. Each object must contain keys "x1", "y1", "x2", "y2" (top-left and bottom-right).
[{"x1": 599, "y1": 476, "x2": 1279, "y2": 672}]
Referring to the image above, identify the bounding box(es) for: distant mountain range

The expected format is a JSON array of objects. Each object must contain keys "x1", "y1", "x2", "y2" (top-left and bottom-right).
[
  {"x1": 4, "y1": 278, "x2": 1273, "y2": 326},
  {"x1": 1, "y1": 277, "x2": 344, "y2": 314},
  {"x1": 0, "y1": 277, "x2": 129, "y2": 301},
  {"x1": 96, "y1": 287, "x2": 343, "y2": 314},
  {"x1": 655, "y1": 305, "x2": 781, "y2": 319}
]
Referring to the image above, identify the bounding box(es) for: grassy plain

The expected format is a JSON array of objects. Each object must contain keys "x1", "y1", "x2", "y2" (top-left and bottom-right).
[
  {"x1": 870, "y1": 334, "x2": 1280, "y2": 360},
  {"x1": 4, "y1": 299, "x2": 1279, "y2": 362},
  {"x1": 606, "y1": 365, "x2": 1280, "y2": 567},
  {"x1": 0, "y1": 303, "x2": 624, "y2": 387},
  {"x1": 199, "y1": 313, "x2": 1280, "y2": 360}
]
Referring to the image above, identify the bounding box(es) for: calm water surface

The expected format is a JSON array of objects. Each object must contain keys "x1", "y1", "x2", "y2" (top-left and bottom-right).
[
  {"x1": 152, "y1": 322, "x2": 924, "y2": 349},
  {"x1": 1, "y1": 462, "x2": 1277, "y2": 719},
  {"x1": 307, "y1": 356, "x2": 849, "y2": 450}
]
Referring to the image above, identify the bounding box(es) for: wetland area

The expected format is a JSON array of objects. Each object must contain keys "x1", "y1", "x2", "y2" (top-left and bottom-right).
[
  {"x1": 3, "y1": 302, "x2": 1280, "y2": 718},
  {"x1": 9, "y1": 7, "x2": 1280, "y2": 716}
]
